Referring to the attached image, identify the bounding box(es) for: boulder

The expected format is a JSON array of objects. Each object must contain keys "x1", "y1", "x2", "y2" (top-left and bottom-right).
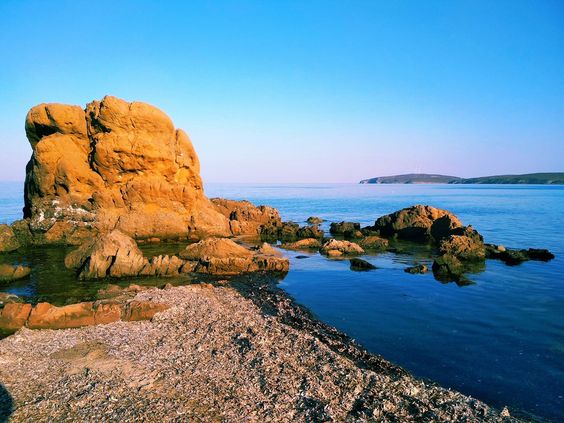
[
  {"x1": 22, "y1": 95, "x2": 292, "y2": 245},
  {"x1": 0, "y1": 224, "x2": 20, "y2": 252},
  {"x1": 485, "y1": 244, "x2": 555, "y2": 265},
  {"x1": 320, "y1": 239, "x2": 364, "y2": 257},
  {"x1": 0, "y1": 264, "x2": 31, "y2": 282},
  {"x1": 358, "y1": 236, "x2": 389, "y2": 251},
  {"x1": 404, "y1": 264, "x2": 428, "y2": 274},
  {"x1": 306, "y1": 216, "x2": 324, "y2": 224},
  {"x1": 296, "y1": 225, "x2": 324, "y2": 239},
  {"x1": 65, "y1": 230, "x2": 148, "y2": 279},
  {"x1": 349, "y1": 258, "x2": 377, "y2": 271},
  {"x1": 329, "y1": 221, "x2": 361, "y2": 235},
  {"x1": 369, "y1": 205, "x2": 463, "y2": 242},
  {"x1": 432, "y1": 254, "x2": 464, "y2": 282},
  {"x1": 0, "y1": 303, "x2": 32, "y2": 332},
  {"x1": 180, "y1": 238, "x2": 289, "y2": 275},
  {"x1": 280, "y1": 238, "x2": 322, "y2": 250}
]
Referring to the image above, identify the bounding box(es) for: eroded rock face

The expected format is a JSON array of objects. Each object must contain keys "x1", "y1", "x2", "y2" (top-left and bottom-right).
[
  {"x1": 211, "y1": 198, "x2": 282, "y2": 236},
  {"x1": 23, "y1": 96, "x2": 238, "y2": 243},
  {"x1": 369, "y1": 205, "x2": 463, "y2": 242}
]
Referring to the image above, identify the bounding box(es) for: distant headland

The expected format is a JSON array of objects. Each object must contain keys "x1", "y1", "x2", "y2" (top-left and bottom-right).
[{"x1": 359, "y1": 172, "x2": 564, "y2": 184}]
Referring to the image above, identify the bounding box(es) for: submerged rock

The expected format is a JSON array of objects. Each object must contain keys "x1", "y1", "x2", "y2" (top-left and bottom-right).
[
  {"x1": 485, "y1": 244, "x2": 555, "y2": 265},
  {"x1": 404, "y1": 264, "x2": 428, "y2": 274},
  {"x1": 358, "y1": 235, "x2": 389, "y2": 251},
  {"x1": 0, "y1": 264, "x2": 31, "y2": 282},
  {"x1": 349, "y1": 258, "x2": 377, "y2": 271},
  {"x1": 320, "y1": 239, "x2": 364, "y2": 257},
  {"x1": 432, "y1": 254, "x2": 464, "y2": 282}
]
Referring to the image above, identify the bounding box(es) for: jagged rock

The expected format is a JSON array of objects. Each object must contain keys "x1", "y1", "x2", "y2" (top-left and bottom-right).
[
  {"x1": 369, "y1": 205, "x2": 463, "y2": 242},
  {"x1": 350, "y1": 258, "x2": 377, "y2": 271},
  {"x1": 180, "y1": 238, "x2": 289, "y2": 275},
  {"x1": 0, "y1": 264, "x2": 31, "y2": 282},
  {"x1": 330, "y1": 221, "x2": 361, "y2": 235},
  {"x1": 320, "y1": 239, "x2": 364, "y2": 257},
  {"x1": 280, "y1": 238, "x2": 322, "y2": 250},
  {"x1": 65, "y1": 230, "x2": 148, "y2": 279},
  {"x1": 306, "y1": 216, "x2": 324, "y2": 224},
  {"x1": 439, "y1": 231, "x2": 485, "y2": 262},
  {"x1": 358, "y1": 235, "x2": 389, "y2": 251},
  {"x1": 404, "y1": 264, "x2": 428, "y2": 274},
  {"x1": 211, "y1": 198, "x2": 282, "y2": 236},
  {"x1": 432, "y1": 254, "x2": 464, "y2": 281},
  {"x1": 0, "y1": 224, "x2": 20, "y2": 253}
]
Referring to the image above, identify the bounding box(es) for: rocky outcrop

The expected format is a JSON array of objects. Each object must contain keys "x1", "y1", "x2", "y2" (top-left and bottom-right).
[
  {"x1": 211, "y1": 198, "x2": 282, "y2": 236},
  {"x1": 349, "y1": 258, "x2": 377, "y2": 271},
  {"x1": 330, "y1": 221, "x2": 360, "y2": 235},
  {"x1": 280, "y1": 238, "x2": 322, "y2": 250},
  {"x1": 65, "y1": 232, "x2": 288, "y2": 279},
  {"x1": 432, "y1": 254, "x2": 465, "y2": 282},
  {"x1": 0, "y1": 224, "x2": 20, "y2": 252},
  {"x1": 438, "y1": 227, "x2": 485, "y2": 261},
  {"x1": 368, "y1": 205, "x2": 463, "y2": 242},
  {"x1": 179, "y1": 238, "x2": 289, "y2": 275},
  {"x1": 485, "y1": 244, "x2": 555, "y2": 265},
  {"x1": 0, "y1": 298, "x2": 169, "y2": 334},
  {"x1": 320, "y1": 239, "x2": 364, "y2": 257},
  {"x1": 260, "y1": 221, "x2": 323, "y2": 241},
  {"x1": 306, "y1": 216, "x2": 324, "y2": 224},
  {"x1": 21, "y1": 95, "x2": 284, "y2": 245},
  {"x1": 0, "y1": 264, "x2": 31, "y2": 282}
]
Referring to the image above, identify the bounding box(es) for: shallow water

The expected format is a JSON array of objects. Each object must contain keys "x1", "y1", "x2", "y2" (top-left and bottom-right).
[{"x1": 1, "y1": 182, "x2": 563, "y2": 420}]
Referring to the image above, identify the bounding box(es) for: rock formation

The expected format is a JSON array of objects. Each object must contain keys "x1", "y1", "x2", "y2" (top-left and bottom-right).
[
  {"x1": 19, "y1": 96, "x2": 279, "y2": 246},
  {"x1": 368, "y1": 205, "x2": 462, "y2": 242},
  {"x1": 0, "y1": 225, "x2": 20, "y2": 252},
  {"x1": 65, "y1": 231, "x2": 288, "y2": 279},
  {"x1": 0, "y1": 264, "x2": 31, "y2": 282},
  {"x1": 320, "y1": 239, "x2": 364, "y2": 257}
]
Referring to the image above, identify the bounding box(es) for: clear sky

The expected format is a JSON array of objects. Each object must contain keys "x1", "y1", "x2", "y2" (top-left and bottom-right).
[{"x1": 0, "y1": 1, "x2": 562, "y2": 183}]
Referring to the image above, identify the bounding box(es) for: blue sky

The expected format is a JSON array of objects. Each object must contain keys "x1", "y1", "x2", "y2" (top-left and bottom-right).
[{"x1": 0, "y1": 0, "x2": 562, "y2": 183}]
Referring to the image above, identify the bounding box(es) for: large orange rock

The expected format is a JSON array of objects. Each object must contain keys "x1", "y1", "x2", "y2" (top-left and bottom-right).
[
  {"x1": 0, "y1": 303, "x2": 32, "y2": 331},
  {"x1": 23, "y1": 95, "x2": 237, "y2": 243}
]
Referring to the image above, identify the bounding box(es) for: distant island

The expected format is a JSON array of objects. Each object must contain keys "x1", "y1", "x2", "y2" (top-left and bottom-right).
[{"x1": 359, "y1": 172, "x2": 564, "y2": 185}]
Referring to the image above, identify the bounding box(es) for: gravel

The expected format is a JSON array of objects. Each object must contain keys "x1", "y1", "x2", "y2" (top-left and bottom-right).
[{"x1": 0, "y1": 280, "x2": 520, "y2": 422}]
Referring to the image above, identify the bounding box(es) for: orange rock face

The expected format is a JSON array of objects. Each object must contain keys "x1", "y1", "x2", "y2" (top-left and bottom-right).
[{"x1": 23, "y1": 96, "x2": 234, "y2": 243}]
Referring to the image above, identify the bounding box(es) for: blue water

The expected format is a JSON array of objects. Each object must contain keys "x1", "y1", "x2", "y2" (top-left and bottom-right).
[
  {"x1": 2, "y1": 182, "x2": 564, "y2": 420},
  {"x1": 206, "y1": 183, "x2": 564, "y2": 421}
]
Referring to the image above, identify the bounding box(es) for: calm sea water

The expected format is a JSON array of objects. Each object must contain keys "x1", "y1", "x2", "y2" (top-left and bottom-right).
[{"x1": 1, "y1": 182, "x2": 563, "y2": 421}]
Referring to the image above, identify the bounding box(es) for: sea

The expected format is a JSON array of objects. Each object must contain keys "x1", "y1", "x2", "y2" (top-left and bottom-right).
[{"x1": 1, "y1": 181, "x2": 563, "y2": 421}]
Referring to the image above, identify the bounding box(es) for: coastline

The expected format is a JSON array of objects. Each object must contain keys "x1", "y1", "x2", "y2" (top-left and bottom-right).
[{"x1": 0, "y1": 278, "x2": 519, "y2": 422}]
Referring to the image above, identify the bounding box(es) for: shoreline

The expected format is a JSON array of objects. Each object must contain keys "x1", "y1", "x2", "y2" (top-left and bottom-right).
[{"x1": 0, "y1": 277, "x2": 522, "y2": 422}]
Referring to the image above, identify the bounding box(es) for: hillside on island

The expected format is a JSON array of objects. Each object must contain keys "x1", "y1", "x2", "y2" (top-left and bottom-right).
[{"x1": 360, "y1": 172, "x2": 564, "y2": 184}]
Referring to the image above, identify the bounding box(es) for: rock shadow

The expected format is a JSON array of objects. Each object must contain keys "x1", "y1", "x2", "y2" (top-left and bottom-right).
[{"x1": 0, "y1": 383, "x2": 13, "y2": 423}]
